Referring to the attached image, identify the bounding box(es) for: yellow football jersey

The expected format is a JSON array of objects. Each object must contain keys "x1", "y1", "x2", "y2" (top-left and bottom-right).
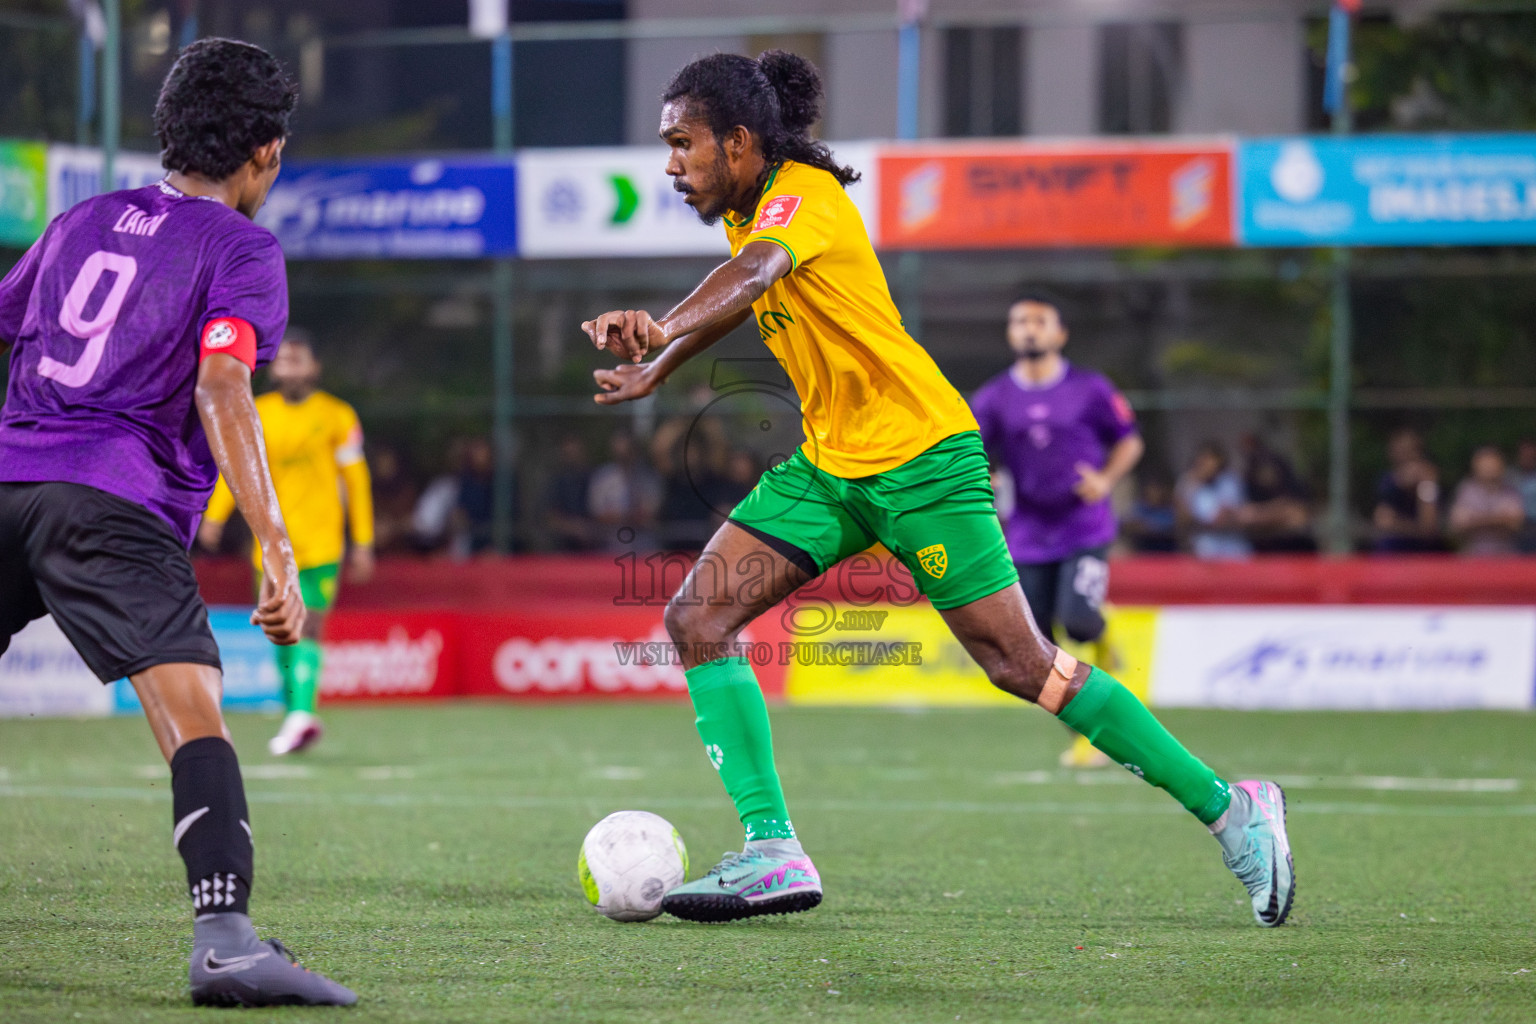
[
  {"x1": 722, "y1": 160, "x2": 977, "y2": 478},
  {"x1": 205, "y1": 390, "x2": 374, "y2": 571}
]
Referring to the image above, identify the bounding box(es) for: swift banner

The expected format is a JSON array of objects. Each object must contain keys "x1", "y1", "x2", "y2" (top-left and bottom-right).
[
  {"x1": 257, "y1": 157, "x2": 517, "y2": 258},
  {"x1": 1240, "y1": 134, "x2": 1536, "y2": 246},
  {"x1": 878, "y1": 141, "x2": 1234, "y2": 250},
  {"x1": 516, "y1": 142, "x2": 880, "y2": 258}
]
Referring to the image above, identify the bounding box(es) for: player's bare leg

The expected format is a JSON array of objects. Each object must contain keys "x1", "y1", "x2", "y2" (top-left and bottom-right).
[
  {"x1": 659, "y1": 521, "x2": 825, "y2": 922},
  {"x1": 938, "y1": 585, "x2": 1295, "y2": 927},
  {"x1": 133, "y1": 664, "x2": 357, "y2": 1004}
]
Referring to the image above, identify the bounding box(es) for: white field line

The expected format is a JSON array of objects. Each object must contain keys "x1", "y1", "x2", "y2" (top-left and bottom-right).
[
  {"x1": 4, "y1": 784, "x2": 1536, "y2": 818},
  {"x1": 990, "y1": 771, "x2": 1521, "y2": 793}
]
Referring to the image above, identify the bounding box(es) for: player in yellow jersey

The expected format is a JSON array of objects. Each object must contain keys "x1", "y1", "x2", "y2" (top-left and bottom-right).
[
  {"x1": 582, "y1": 51, "x2": 1295, "y2": 928},
  {"x1": 200, "y1": 333, "x2": 374, "y2": 755}
]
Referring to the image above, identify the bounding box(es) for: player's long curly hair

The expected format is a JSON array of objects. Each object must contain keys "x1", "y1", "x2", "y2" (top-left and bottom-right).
[
  {"x1": 154, "y1": 38, "x2": 298, "y2": 181},
  {"x1": 663, "y1": 51, "x2": 861, "y2": 188}
]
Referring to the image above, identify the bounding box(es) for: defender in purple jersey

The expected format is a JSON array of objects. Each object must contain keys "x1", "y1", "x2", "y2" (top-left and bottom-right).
[
  {"x1": 0, "y1": 40, "x2": 355, "y2": 1006},
  {"x1": 972, "y1": 294, "x2": 1145, "y2": 768}
]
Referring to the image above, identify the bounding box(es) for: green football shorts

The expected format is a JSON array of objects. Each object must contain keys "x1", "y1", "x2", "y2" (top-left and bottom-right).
[
  {"x1": 258, "y1": 562, "x2": 340, "y2": 613},
  {"x1": 728, "y1": 430, "x2": 1018, "y2": 610}
]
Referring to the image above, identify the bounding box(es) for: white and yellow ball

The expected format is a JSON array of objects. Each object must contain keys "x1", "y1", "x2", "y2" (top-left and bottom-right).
[{"x1": 577, "y1": 810, "x2": 689, "y2": 922}]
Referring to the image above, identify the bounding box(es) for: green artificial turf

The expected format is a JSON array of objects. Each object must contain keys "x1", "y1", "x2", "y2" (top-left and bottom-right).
[{"x1": 3, "y1": 702, "x2": 1535, "y2": 1022}]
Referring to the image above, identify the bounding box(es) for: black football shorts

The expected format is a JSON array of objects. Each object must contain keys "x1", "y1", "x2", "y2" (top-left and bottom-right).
[{"x1": 0, "y1": 481, "x2": 221, "y2": 682}]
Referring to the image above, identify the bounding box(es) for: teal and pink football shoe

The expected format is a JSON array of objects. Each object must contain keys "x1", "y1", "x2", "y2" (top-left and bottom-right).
[
  {"x1": 1213, "y1": 779, "x2": 1295, "y2": 927},
  {"x1": 661, "y1": 840, "x2": 822, "y2": 923}
]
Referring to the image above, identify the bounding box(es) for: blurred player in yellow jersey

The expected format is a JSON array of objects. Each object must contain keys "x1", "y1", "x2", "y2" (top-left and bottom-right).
[{"x1": 200, "y1": 333, "x2": 375, "y2": 755}]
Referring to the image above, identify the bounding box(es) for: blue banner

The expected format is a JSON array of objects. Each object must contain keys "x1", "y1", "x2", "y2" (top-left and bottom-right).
[
  {"x1": 256, "y1": 157, "x2": 517, "y2": 259},
  {"x1": 113, "y1": 608, "x2": 282, "y2": 713},
  {"x1": 1239, "y1": 134, "x2": 1536, "y2": 246}
]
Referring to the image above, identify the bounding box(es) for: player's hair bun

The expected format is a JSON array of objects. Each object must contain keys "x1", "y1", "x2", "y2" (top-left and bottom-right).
[{"x1": 757, "y1": 50, "x2": 823, "y2": 133}]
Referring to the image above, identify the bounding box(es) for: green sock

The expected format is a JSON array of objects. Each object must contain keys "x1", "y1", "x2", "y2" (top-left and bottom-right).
[
  {"x1": 275, "y1": 638, "x2": 322, "y2": 715},
  {"x1": 1057, "y1": 666, "x2": 1231, "y2": 823},
  {"x1": 685, "y1": 657, "x2": 795, "y2": 842}
]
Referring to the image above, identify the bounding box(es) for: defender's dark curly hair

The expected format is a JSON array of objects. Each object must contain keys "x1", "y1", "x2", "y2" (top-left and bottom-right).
[
  {"x1": 663, "y1": 50, "x2": 860, "y2": 188},
  {"x1": 154, "y1": 38, "x2": 297, "y2": 181}
]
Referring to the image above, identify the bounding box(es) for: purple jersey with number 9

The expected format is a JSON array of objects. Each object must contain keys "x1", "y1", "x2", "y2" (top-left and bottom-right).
[{"x1": 0, "y1": 181, "x2": 287, "y2": 547}]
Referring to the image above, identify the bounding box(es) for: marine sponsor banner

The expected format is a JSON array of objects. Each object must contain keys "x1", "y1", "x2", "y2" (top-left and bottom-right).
[
  {"x1": 877, "y1": 140, "x2": 1234, "y2": 250},
  {"x1": 784, "y1": 605, "x2": 1158, "y2": 707},
  {"x1": 257, "y1": 157, "x2": 517, "y2": 259},
  {"x1": 0, "y1": 140, "x2": 47, "y2": 247},
  {"x1": 0, "y1": 616, "x2": 111, "y2": 718},
  {"x1": 1239, "y1": 134, "x2": 1536, "y2": 246},
  {"x1": 516, "y1": 142, "x2": 880, "y2": 258},
  {"x1": 46, "y1": 145, "x2": 165, "y2": 220},
  {"x1": 1150, "y1": 606, "x2": 1536, "y2": 710}
]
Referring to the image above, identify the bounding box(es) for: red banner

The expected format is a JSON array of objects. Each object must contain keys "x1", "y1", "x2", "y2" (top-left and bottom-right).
[
  {"x1": 320, "y1": 612, "x2": 459, "y2": 700},
  {"x1": 878, "y1": 141, "x2": 1234, "y2": 250}
]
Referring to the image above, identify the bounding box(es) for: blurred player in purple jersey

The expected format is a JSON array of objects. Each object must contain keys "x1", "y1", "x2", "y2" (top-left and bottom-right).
[
  {"x1": 0, "y1": 39, "x2": 355, "y2": 1007},
  {"x1": 972, "y1": 294, "x2": 1145, "y2": 768}
]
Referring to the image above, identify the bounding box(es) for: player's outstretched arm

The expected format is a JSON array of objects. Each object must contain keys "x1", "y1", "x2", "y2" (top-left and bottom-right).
[
  {"x1": 583, "y1": 241, "x2": 792, "y2": 363},
  {"x1": 195, "y1": 353, "x2": 305, "y2": 645},
  {"x1": 593, "y1": 308, "x2": 751, "y2": 406}
]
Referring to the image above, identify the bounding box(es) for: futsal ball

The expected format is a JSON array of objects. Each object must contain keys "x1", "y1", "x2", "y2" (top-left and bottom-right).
[{"x1": 578, "y1": 810, "x2": 689, "y2": 922}]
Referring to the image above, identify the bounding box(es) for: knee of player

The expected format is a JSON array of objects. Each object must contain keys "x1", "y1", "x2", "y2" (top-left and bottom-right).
[
  {"x1": 663, "y1": 597, "x2": 725, "y2": 648},
  {"x1": 983, "y1": 658, "x2": 1047, "y2": 703}
]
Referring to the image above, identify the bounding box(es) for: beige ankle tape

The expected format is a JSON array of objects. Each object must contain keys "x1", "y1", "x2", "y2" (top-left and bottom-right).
[{"x1": 1038, "y1": 648, "x2": 1079, "y2": 715}]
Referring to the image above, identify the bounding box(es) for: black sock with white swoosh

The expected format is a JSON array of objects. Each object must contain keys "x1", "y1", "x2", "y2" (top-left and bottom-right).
[{"x1": 170, "y1": 737, "x2": 253, "y2": 917}]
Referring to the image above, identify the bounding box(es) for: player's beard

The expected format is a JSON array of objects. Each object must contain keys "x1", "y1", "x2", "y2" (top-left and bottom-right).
[
  {"x1": 1019, "y1": 345, "x2": 1050, "y2": 361},
  {"x1": 676, "y1": 149, "x2": 734, "y2": 226}
]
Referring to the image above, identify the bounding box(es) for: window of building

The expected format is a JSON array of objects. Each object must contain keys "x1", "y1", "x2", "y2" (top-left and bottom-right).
[
  {"x1": 1099, "y1": 22, "x2": 1183, "y2": 134},
  {"x1": 943, "y1": 26, "x2": 1024, "y2": 137}
]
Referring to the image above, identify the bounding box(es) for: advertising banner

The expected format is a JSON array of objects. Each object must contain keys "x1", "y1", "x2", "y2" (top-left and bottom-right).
[
  {"x1": 0, "y1": 616, "x2": 111, "y2": 718},
  {"x1": 46, "y1": 145, "x2": 165, "y2": 220},
  {"x1": 114, "y1": 609, "x2": 282, "y2": 713},
  {"x1": 257, "y1": 157, "x2": 517, "y2": 259},
  {"x1": 516, "y1": 142, "x2": 880, "y2": 258},
  {"x1": 1149, "y1": 606, "x2": 1536, "y2": 710},
  {"x1": 1239, "y1": 134, "x2": 1536, "y2": 246},
  {"x1": 878, "y1": 140, "x2": 1234, "y2": 250},
  {"x1": 320, "y1": 612, "x2": 459, "y2": 700},
  {"x1": 0, "y1": 140, "x2": 47, "y2": 247}
]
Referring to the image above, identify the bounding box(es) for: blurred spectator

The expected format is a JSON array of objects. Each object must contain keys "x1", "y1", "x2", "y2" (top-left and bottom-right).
[
  {"x1": 1175, "y1": 441, "x2": 1251, "y2": 560},
  {"x1": 1510, "y1": 439, "x2": 1536, "y2": 552},
  {"x1": 454, "y1": 436, "x2": 498, "y2": 555},
  {"x1": 544, "y1": 434, "x2": 596, "y2": 551},
  {"x1": 1122, "y1": 476, "x2": 1179, "y2": 554},
  {"x1": 1449, "y1": 445, "x2": 1525, "y2": 556},
  {"x1": 589, "y1": 430, "x2": 662, "y2": 551},
  {"x1": 411, "y1": 438, "x2": 465, "y2": 553},
  {"x1": 368, "y1": 445, "x2": 420, "y2": 554},
  {"x1": 652, "y1": 409, "x2": 727, "y2": 551},
  {"x1": 1238, "y1": 434, "x2": 1315, "y2": 553},
  {"x1": 1372, "y1": 428, "x2": 1443, "y2": 553},
  {"x1": 700, "y1": 448, "x2": 761, "y2": 528}
]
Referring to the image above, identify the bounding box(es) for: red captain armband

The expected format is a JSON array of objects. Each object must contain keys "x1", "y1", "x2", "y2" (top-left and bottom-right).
[{"x1": 200, "y1": 317, "x2": 258, "y2": 371}]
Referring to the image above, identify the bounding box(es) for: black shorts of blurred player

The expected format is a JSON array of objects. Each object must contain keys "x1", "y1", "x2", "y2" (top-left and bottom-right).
[{"x1": 1014, "y1": 546, "x2": 1109, "y2": 646}]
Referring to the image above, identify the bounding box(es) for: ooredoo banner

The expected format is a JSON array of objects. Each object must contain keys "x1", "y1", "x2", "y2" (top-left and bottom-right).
[{"x1": 878, "y1": 140, "x2": 1234, "y2": 250}]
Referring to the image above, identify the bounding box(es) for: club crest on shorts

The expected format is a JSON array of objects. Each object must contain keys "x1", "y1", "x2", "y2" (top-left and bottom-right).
[{"x1": 917, "y1": 543, "x2": 948, "y2": 579}]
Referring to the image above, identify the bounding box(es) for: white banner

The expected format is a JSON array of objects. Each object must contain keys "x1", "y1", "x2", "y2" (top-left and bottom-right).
[
  {"x1": 516, "y1": 142, "x2": 879, "y2": 258},
  {"x1": 46, "y1": 145, "x2": 165, "y2": 221},
  {"x1": 1150, "y1": 606, "x2": 1536, "y2": 710},
  {"x1": 0, "y1": 617, "x2": 111, "y2": 718}
]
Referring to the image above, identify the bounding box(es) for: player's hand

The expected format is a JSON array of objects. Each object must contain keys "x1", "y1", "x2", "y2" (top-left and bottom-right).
[
  {"x1": 197, "y1": 518, "x2": 225, "y2": 552},
  {"x1": 593, "y1": 363, "x2": 660, "y2": 405},
  {"x1": 1073, "y1": 463, "x2": 1113, "y2": 504},
  {"x1": 253, "y1": 543, "x2": 306, "y2": 645},
  {"x1": 349, "y1": 544, "x2": 376, "y2": 584},
  {"x1": 582, "y1": 309, "x2": 667, "y2": 364}
]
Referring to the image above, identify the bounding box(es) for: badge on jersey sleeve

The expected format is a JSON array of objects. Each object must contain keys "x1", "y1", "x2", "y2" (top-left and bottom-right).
[{"x1": 754, "y1": 195, "x2": 802, "y2": 230}]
